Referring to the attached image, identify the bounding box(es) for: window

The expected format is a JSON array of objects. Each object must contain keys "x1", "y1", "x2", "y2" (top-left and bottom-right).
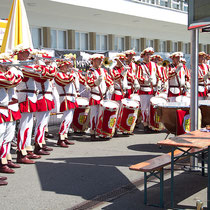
[
  {"x1": 146, "y1": 39, "x2": 154, "y2": 48},
  {"x1": 160, "y1": 40, "x2": 166, "y2": 52},
  {"x1": 173, "y1": 42, "x2": 178, "y2": 52},
  {"x1": 203, "y1": 45, "x2": 207, "y2": 53},
  {"x1": 31, "y1": 27, "x2": 42, "y2": 49},
  {"x1": 183, "y1": 43, "x2": 188, "y2": 54},
  {"x1": 50, "y1": 29, "x2": 67, "y2": 49},
  {"x1": 131, "y1": 38, "x2": 140, "y2": 52},
  {"x1": 96, "y1": 34, "x2": 108, "y2": 51},
  {"x1": 75, "y1": 32, "x2": 89, "y2": 50},
  {"x1": 114, "y1": 36, "x2": 125, "y2": 52}
]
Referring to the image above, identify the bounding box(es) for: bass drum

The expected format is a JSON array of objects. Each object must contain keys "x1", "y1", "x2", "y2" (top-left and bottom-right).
[
  {"x1": 96, "y1": 100, "x2": 119, "y2": 138},
  {"x1": 72, "y1": 97, "x2": 90, "y2": 132},
  {"x1": 116, "y1": 98, "x2": 139, "y2": 134},
  {"x1": 149, "y1": 96, "x2": 167, "y2": 131}
]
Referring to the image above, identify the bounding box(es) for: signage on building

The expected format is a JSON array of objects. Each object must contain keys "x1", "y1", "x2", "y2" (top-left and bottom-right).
[
  {"x1": 188, "y1": 0, "x2": 210, "y2": 30},
  {"x1": 201, "y1": 26, "x2": 210, "y2": 32}
]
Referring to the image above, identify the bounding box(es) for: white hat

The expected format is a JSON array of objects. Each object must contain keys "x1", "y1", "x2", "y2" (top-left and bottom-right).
[
  {"x1": 90, "y1": 54, "x2": 104, "y2": 60},
  {"x1": 124, "y1": 50, "x2": 136, "y2": 55},
  {"x1": 13, "y1": 44, "x2": 32, "y2": 55},
  {"x1": 180, "y1": 58, "x2": 186, "y2": 63},
  {"x1": 170, "y1": 52, "x2": 183, "y2": 59},
  {"x1": 114, "y1": 53, "x2": 126, "y2": 60},
  {"x1": 150, "y1": 54, "x2": 163, "y2": 61},
  {"x1": 140, "y1": 47, "x2": 154, "y2": 58},
  {"x1": 198, "y1": 51, "x2": 207, "y2": 57}
]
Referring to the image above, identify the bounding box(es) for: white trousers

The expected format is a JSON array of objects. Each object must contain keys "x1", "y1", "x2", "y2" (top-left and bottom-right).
[
  {"x1": 89, "y1": 105, "x2": 99, "y2": 134},
  {"x1": 140, "y1": 95, "x2": 153, "y2": 126},
  {"x1": 17, "y1": 112, "x2": 34, "y2": 154},
  {"x1": 34, "y1": 111, "x2": 50, "y2": 146},
  {"x1": 59, "y1": 109, "x2": 75, "y2": 140}
]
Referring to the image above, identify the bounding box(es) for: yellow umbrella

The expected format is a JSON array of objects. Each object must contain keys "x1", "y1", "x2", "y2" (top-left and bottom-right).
[{"x1": 1, "y1": 0, "x2": 33, "y2": 53}]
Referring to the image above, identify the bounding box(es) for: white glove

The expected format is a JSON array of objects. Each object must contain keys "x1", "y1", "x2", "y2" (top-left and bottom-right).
[
  {"x1": 8, "y1": 66, "x2": 23, "y2": 77},
  {"x1": 121, "y1": 69, "x2": 127, "y2": 77},
  {"x1": 134, "y1": 79, "x2": 140, "y2": 91},
  {"x1": 109, "y1": 85, "x2": 114, "y2": 94},
  {"x1": 175, "y1": 63, "x2": 183, "y2": 73},
  {"x1": 85, "y1": 85, "x2": 91, "y2": 91},
  {"x1": 148, "y1": 76, "x2": 153, "y2": 83},
  {"x1": 95, "y1": 75, "x2": 103, "y2": 86}
]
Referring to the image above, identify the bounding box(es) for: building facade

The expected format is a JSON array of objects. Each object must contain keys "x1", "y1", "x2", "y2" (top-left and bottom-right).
[{"x1": 1, "y1": 0, "x2": 210, "y2": 54}]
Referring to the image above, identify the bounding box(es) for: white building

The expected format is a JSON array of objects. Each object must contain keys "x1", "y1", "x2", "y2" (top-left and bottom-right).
[{"x1": 0, "y1": 0, "x2": 210, "y2": 54}]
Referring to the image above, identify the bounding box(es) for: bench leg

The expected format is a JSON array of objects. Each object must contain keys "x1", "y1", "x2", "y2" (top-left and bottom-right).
[
  {"x1": 202, "y1": 152, "x2": 205, "y2": 176},
  {"x1": 144, "y1": 172, "x2": 147, "y2": 205},
  {"x1": 160, "y1": 169, "x2": 164, "y2": 208}
]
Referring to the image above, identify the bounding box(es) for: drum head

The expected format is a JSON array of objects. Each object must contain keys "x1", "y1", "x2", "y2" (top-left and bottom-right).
[
  {"x1": 199, "y1": 100, "x2": 210, "y2": 106},
  {"x1": 122, "y1": 98, "x2": 139, "y2": 108},
  {"x1": 175, "y1": 96, "x2": 190, "y2": 105},
  {"x1": 160, "y1": 102, "x2": 190, "y2": 108},
  {"x1": 77, "y1": 97, "x2": 89, "y2": 106},
  {"x1": 101, "y1": 100, "x2": 119, "y2": 109},
  {"x1": 150, "y1": 96, "x2": 167, "y2": 106}
]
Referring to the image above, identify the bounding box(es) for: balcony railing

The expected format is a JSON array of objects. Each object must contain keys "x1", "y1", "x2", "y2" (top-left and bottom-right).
[{"x1": 129, "y1": 0, "x2": 188, "y2": 12}]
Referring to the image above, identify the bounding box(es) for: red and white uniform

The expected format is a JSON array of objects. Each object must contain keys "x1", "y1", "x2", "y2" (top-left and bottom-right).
[
  {"x1": 5, "y1": 67, "x2": 22, "y2": 162},
  {"x1": 167, "y1": 64, "x2": 186, "y2": 102},
  {"x1": 110, "y1": 66, "x2": 135, "y2": 101},
  {"x1": 137, "y1": 61, "x2": 161, "y2": 125},
  {"x1": 16, "y1": 64, "x2": 40, "y2": 154},
  {"x1": 125, "y1": 62, "x2": 138, "y2": 98},
  {"x1": 0, "y1": 69, "x2": 17, "y2": 164},
  {"x1": 34, "y1": 64, "x2": 56, "y2": 146},
  {"x1": 198, "y1": 63, "x2": 209, "y2": 99},
  {"x1": 55, "y1": 71, "x2": 85, "y2": 140},
  {"x1": 86, "y1": 67, "x2": 113, "y2": 134}
]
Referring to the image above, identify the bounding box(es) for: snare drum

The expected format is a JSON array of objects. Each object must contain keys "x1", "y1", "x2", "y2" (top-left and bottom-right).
[
  {"x1": 116, "y1": 98, "x2": 139, "y2": 134},
  {"x1": 199, "y1": 100, "x2": 210, "y2": 127},
  {"x1": 149, "y1": 96, "x2": 167, "y2": 131},
  {"x1": 158, "y1": 102, "x2": 190, "y2": 135},
  {"x1": 175, "y1": 95, "x2": 190, "y2": 105},
  {"x1": 130, "y1": 94, "x2": 141, "y2": 125},
  {"x1": 72, "y1": 97, "x2": 90, "y2": 132},
  {"x1": 96, "y1": 100, "x2": 119, "y2": 138}
]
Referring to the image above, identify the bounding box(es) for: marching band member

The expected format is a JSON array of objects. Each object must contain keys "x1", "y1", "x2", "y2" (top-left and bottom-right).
[
  {"x1": 150, "y1": 54, "x2": 168, "y2": 97},
  {"x1": 137, "y1": 47, "x2": 162, "y2": 132},
  {"x1": 54, "y1": 58, "x2": 85, "y2": 147},
  {"x1": 0, "y1": 55, "x2": 21, "y2": 178},
  {"x1": 86, "y1": 54, "x2": 114, "y2": 141},
  {"x1": 33, "y1": 52, "x2": 56, "y2": 155},
  {"x1": 198, "y1": 52, "x2": 210, "y2": 100},
  {"x1": 167, "y1": 52, "x2": 186, "y2": 102},
  {"x1": 1, "y1": 53, "x2": 23, "y2": 169},
  {"x1": 180, "y1": 58, "x2": 191, "y2": 96},
  {"x1": 124, "y1": 50, "x2": 138, "y2": 98},
  {"x1": 15, "y1": 44, "x2": 41, "y2": 164}
]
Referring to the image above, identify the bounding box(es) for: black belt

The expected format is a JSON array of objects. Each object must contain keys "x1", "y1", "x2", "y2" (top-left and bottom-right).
[
  {"x1": 60, "y1": 93, "x2": 75, "y2": 97},
  {"x1": 91, "y1": 92, "x2": 105, "y2": 96},
  {"x1": 9, "y1": 99, "x2": 18, "y2": 105},
  {"x1": 17, "y1": 90, "x2": 37, "y2": 93}
]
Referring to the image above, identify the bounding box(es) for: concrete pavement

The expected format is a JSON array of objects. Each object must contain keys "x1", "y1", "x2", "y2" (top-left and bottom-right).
[{"x1": 0, "y1": 125, "x2": 207, "y2": 210}]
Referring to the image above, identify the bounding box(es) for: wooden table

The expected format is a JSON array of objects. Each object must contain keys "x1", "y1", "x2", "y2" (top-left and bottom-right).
[{"x1": 158, "y1": 130, "x2": 210, "y2": 209}]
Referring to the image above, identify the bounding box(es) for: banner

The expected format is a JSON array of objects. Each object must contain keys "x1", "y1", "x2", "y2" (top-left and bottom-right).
[{"x1": 54, "y1": 50, "x2": 109, "y2": 72}]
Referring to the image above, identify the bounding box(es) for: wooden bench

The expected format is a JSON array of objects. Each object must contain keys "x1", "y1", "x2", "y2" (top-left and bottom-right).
[{"x1": 129, "y1": 147, "x2": 204, "y2": 208}]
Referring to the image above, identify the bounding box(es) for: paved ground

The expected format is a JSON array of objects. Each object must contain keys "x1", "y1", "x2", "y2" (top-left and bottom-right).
[{"x1": 0, "y1": 125, "x2": 208, "y2": 210}]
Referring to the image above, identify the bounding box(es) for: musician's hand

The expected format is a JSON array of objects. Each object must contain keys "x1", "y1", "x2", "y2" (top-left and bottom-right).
[
  {"x1": 175, "y1": 63, "x2": 183, "y2": 73},
  {"x1": 85, "y1": 85, "x2": 91, "y2": 91},
  {"x1": 8, "y1": 66, "x2": 23, "y2": 77},
  {"x1": 148, "y1": 76, "x2": 153, "y2": 83},
  {"x1": 134, "y1": 79, "x2": 140, "y2": 91},
  {"x1": 108, "y1": 85, "x2": 114, "y2": 94}
]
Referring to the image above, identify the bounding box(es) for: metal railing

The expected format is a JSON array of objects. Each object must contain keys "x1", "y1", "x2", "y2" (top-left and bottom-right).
[{"x1": 129, "y1": 0, "x2": 188, "y2": 12}]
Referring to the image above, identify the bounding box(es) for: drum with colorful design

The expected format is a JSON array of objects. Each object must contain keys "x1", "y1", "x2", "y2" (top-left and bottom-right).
[
  {"x1": 96, "y1": 100, "x2": 119, "y2": 138},
  {"x1": 116, "y1": 98, "x2": 139, "y2": 134},
  {"x1": 130, "y1": 93, "x2": 141, "y2": 125},
  {"x1": 72, "y1": 97, "x2": 90, "y2": 132},
  {"x1": 149, "y1": 96, "x2": 167, "y2": 131}
]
